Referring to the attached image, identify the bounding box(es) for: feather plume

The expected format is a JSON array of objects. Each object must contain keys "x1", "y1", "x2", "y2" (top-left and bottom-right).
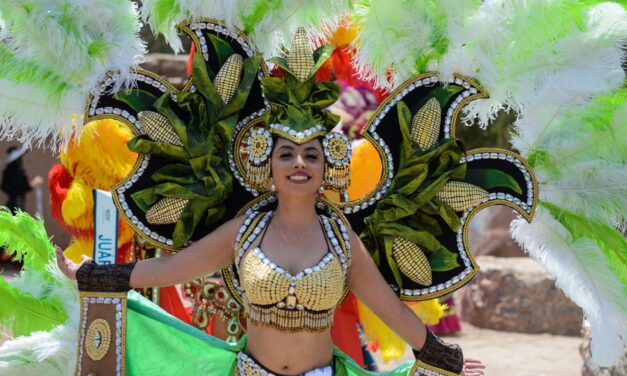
[
  {"x1": 512, "y1": 89, "x2": 627, "y2": 229},
  {"x1": 0, "y1": 275, "x2": 67, "y2": 337},
  {"x1": 140, "y1": 0, "x2": 243, "y2": 53},
  {"x1": 351, "y1": 0, "x2": 477, "y2": 89},
  {"x1": 357, "y1": 299, "x2": 445, "y2": 362},
  {"x1": 0, "y1": 209, "x2": 54, "y2": 273},
  {"x1": 140, "y1": 0, "x2": 351, "y2": 57},
  {"x1": 511, "y1": 206, "x2": 627, "y2": 367},
  {"x1": 0, "y1": 0, "x2": 145, "y2": 148},
  {"x1": 241, "y1": 0, "x2": 351, "y2": 58},
  {"x1": 438, "y1": 1, "x2": 626, "y2": 128},
  {"x1": 0, "y1": 210, "x2": 78, "y2": 342},
  {"x1": 0, "y1": 322, "x2": 78, "y2": 376}
]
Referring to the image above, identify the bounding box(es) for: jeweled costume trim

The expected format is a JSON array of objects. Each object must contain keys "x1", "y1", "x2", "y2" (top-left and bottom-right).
[{"x1": 234, "y1": 211, "x2": 351, "y2": 332}]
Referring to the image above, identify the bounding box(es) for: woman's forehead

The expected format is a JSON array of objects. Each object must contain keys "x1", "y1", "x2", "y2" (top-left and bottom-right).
[{"x1": 275, "y1": 137, "x2": 322, "y2": 150}]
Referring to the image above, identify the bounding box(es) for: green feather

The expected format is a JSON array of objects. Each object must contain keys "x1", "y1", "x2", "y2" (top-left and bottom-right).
[
  {"x1": 0, "y1": 209, "x2": 54, "y2": 276},
  {"x1": 0, "y1": 209, "x2": 70, "y2": 337},
  {"x1": 0, "y1": 278, "x2": 67, "y2": 337},
  {"x1": 542, "y1": 201, "x2": 627, "y2": 294}
]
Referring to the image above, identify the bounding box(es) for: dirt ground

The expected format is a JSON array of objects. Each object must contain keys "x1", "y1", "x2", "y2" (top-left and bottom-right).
[
  {"x1": 375, "y1": 323, "x2": 582, "y2": 376},
  {"x1": 1, "y1": 264, "x2": 583, "y2": 375}
]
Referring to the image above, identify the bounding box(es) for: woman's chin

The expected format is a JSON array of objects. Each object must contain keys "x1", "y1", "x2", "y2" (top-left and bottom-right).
[{"x1": 277, "y1": 185, "x2": 318, "y2": 198}]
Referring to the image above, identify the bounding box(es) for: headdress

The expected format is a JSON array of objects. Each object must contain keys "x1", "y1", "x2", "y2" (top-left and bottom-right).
[{"x1": 243, "y1": 27, "x2": 352, "y2": 193}]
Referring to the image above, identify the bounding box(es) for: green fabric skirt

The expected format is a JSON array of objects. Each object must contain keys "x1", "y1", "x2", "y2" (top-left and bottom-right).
[{"x1": 126, "y1": 291, "x2": 417, "y2": 375}]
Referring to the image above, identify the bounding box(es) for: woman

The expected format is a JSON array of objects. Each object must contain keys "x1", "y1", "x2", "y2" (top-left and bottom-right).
[{"x1": 56, "y1": 135, "x2": 485, "y2": 376}]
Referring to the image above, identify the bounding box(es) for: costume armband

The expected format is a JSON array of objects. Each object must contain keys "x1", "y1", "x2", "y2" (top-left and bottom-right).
[
  {"x1": 76, "y1": 261, "x2": 136, "y2": 292},
  {"x1": 411, "y1": 329, "x2": 463, "y2": 376}
]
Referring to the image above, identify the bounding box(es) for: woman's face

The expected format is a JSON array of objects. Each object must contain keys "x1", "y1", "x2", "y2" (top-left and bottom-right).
[{"x1": 271, "y1": 137, "x2": 324, "y2": 197}]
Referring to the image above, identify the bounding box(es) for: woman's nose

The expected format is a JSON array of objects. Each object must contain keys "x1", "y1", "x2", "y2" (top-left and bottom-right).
[{"x1": 294, "y1": 154, "x2": 306, "y2": 168}]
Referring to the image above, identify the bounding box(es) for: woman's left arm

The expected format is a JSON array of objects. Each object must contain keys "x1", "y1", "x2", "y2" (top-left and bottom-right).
[
  {"x1": 347, "y1": 231, "x2": 485, "y2": 375},
  {"x1": 346, "y1": 230, "x2": 427, "y2": 350}
]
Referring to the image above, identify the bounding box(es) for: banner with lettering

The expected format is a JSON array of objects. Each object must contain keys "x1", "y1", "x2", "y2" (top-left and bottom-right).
[{"x1": 93, "y1": 189, "x2": 119, "y2": 264}]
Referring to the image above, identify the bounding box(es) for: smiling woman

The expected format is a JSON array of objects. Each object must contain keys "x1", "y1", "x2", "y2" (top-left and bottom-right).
[{"x1": 50, "y1": 26, "x2": 485, "y2": 376}]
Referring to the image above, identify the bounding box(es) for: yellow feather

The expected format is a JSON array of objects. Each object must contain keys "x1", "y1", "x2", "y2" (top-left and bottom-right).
[
  {"x1": 63, "y1": 239, "x2": 93, "y2": 264},
  {"x1": 357, "y1": 298, "x2": 446, "y2": 362}
]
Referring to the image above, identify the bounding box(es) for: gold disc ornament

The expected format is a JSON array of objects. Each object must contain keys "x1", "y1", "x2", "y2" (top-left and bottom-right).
[{"x1": 85, "y1": 318, "x2": 112, "y2": 361}]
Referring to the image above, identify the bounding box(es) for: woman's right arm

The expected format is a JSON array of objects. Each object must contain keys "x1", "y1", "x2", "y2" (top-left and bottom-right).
[{"x1": 57, "y1": 216, "x2": 245, "y2": 289}]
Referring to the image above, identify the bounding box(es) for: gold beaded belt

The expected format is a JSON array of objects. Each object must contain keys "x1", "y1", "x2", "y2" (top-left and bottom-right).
[{"x1": 245, "y1": 302, "x2": 335, "y2": 333}]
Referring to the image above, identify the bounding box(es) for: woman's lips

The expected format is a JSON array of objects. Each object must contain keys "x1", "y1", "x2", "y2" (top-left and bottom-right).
[{"x1": 287, "y1": 173, "x2": 311, "y2": 183}]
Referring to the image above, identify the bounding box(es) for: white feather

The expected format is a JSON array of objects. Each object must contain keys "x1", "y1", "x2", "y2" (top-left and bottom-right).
[
  {"x1": 511, "y1": 207, "x2": 627, "y2": 367},
  {"x1": 0, "y1": 322, "x2": 78, "y2": 376},
  {"x1": 351, "y1": 0, "x2": 466, "y2": 89},
  {"x1": 510, "y1": 86, "x2": 626, "y2": 228},
  {"x1": 0, "y1": 255, "x2": 79, "y2": 375},
  {"x1": 244, "y1": 0, "x2": 350, "y2": 58},
  {"x1": 0, "y1": 79, "x2": 84, "y2": 149},
  {"x1": 141, "y1": 0, "x2": 243, "y2": 53},
  {"x1": 439, "y1": 1, "x2": 626, "y2": 128},
  {"x1": 0, "y1": 0, "x2": 145, "y2": 148}
]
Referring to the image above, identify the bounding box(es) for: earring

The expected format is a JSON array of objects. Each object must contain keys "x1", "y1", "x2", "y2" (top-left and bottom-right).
[
  {"x1": 318, "y1": 186, "x2": 324, "y2": 194},
  {"x1": 246, "y1": 128, "x2": 273, "y2": 191},
  {"x1": 271, "y1": 183, "x2": 276, "y2": 192},
  {"x1": 322, "y1": 132, "x2": 352, "y2": 190}
]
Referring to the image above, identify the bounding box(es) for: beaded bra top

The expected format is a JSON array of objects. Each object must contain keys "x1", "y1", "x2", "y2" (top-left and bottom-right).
[{"x1": 234, "y1": 211, "x2": 351, "y2": 332}]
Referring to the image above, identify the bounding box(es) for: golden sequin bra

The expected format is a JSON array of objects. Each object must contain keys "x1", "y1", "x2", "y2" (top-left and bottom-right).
[{"x1": 234, "y1": 211, "x2": 351, "y2": 332}]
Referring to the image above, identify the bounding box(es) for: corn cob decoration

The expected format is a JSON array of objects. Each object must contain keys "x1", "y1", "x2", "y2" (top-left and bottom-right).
[
  {"x1": 139, "y1": 111, "x2": 183, "y2": 146},
  {"x1": 214, "y1": 54, "x2": 244, "y2": 103},
  {"x1": 437, "y1": 181, "x2": 488, "y2": 212},
  {"x1": 392, "y1": 237, "x2": 432, "y2": 286},
  {"x1": 146, "y1": 197, "x2": 189, "y2": 225},
  {"x1": 287, "y1": 27, "x2": 315, "y2": 82},
  {"x1": 411, "y1": 98, "x2": 441, "y2": 150}
]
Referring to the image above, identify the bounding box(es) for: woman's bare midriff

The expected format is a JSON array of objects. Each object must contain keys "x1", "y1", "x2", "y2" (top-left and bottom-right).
[{"x1": 246, "y1": 323, "x2": 334, "y2": 375}]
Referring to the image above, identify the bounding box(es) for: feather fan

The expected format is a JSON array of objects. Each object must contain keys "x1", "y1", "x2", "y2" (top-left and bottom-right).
[
  {"x1": 351, "y1": 0, "x2": 478, "y2": 89},
  {"x1": 438, "y1": 1, "x2": 626, "y2": 128},
  {"x1": 511, "y1": 206, "x2": 626, "y2": 367},
  {"x1": 512, "y1": 89, "x2": 627, "y2": 229},
  {"x1": 140, "y1": 0, "x2": 243, "y2": 53},
  {"x1": 0, "y1": 0, "x2": 145, "y2": 148},
  {"x1": 140, "y1": 0, "x2": 351, "y2": 57},
  {"x1": 0, "y1": 320, "x2": 78, "y2": 376},
  {"x1": 0, "y1": 211, "x2": 78, "y2": 376},
  {"x1": 0, "y1": 210, "x2": 77, "y2": 339}
]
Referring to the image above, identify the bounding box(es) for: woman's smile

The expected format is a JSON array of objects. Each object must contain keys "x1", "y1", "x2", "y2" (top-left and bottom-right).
[{"x1": 287, "y1": 171, "x2": 312, "y2": 183}]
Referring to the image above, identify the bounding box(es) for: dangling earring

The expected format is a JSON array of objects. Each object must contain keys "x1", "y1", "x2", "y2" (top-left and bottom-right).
[
  {"x1": 246, "y1": 128, "x2": 273, "y2": 191},
  {"x1": 318, "y1": 186, "x2": 324, "y2": 195},
  {"x1": 271, "y1": 183, "x2": 276, "y2": 192},
  {"x1": 322, "y1": 132, "x2": 352, "y2": 191}
]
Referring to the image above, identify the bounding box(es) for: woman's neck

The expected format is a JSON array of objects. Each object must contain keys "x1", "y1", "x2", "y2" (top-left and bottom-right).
[{"x1": 273, "y1": 194, "x2": 318, "y2": 230}]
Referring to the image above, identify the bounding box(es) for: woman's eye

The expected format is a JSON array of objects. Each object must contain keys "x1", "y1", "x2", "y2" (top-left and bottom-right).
[
  {"x1": 305, "y1": 154, "x2": 319, "y2": 160},
  {"x1": 279, "y1": 153, "x2": 292, "y2": 159}
]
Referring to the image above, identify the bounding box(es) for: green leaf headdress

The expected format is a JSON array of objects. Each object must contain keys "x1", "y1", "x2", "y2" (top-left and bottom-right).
[{"x1": 242, "y1": 27, "x2": 352, "y2": 193}]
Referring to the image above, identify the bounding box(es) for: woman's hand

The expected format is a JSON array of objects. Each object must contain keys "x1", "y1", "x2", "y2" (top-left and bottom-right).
[
  {"x1": 461, "y1": 358, "x2": 486, "y2": 376},
  {"x1": 55, "y1": 245, "x2": 90, "y2": 281}
]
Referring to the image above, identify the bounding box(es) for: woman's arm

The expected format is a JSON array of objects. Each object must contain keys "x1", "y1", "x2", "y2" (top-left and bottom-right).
[
  {"x1": 346, "y1": 230, "x2": 427, "y2": 350},
  {"x1": 347, "y1": 231, "x2": 485, "y2": 375},
  {"x1": 57, "y1": 216, "x2": 245, "y2": 289}
]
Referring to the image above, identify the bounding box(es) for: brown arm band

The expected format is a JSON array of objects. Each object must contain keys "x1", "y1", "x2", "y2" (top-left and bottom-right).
[
  {"x1": 76, "y1": 261, "x2": 136, "y2": 292},
  {"x1": 412, "y1": 329, "x2": 464, "y2": 375}
]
